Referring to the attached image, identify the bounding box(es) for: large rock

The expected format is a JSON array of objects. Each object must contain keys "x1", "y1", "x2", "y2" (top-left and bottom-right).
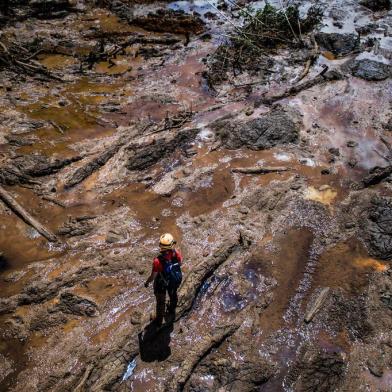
[
  {"x1": 315, "y1": 32, "x2": 360, "y2": 56},
  {"x1": 214, "y1": 107, "x2": 300, "y2": 150},
  {"x1": 362, "y1": 197, "x2": 392, "y2": 260},
  {"x1": 350, "y1": 59, "x2": 391, "y2": 81}
]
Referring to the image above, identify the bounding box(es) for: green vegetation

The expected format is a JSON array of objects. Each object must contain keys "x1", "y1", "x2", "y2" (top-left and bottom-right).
[{"x1": 207, "y1": 3, "x2": 323, "y2": 85}]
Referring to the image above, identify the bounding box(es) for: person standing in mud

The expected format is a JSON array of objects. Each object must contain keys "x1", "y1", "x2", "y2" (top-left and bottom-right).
[{"x1": 144, "y1": 233, "x2": 183, "y2": 326}]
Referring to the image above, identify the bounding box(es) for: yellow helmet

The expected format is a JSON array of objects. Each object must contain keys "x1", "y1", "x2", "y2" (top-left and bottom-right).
[{"x1": 159, "y1": 233, "x2": 175, "y2": 250}]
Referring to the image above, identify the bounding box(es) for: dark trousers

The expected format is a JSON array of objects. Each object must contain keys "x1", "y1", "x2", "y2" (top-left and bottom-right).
[{"x1": 154, "y1": 285, "x2": 178, "y2": 325}]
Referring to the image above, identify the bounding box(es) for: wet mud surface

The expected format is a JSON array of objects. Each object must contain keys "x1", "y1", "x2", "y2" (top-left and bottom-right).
[{"x1": 0, "y1": 0, "x2": 391, "y2": 391}]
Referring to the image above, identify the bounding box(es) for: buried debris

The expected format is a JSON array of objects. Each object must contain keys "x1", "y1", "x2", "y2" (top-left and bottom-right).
[
  {"x1": 0, "y1": 38, "x2": 62, "y2": 80},
  {"x1": 0, "y1": 185, "x2": 58, "y2": 242},
  {"x1": 232, "y1": 166, "x2": 288, "y2": 174},
  {"x1": 304, "y1": 287, "x2": 330, "y2": 323}
]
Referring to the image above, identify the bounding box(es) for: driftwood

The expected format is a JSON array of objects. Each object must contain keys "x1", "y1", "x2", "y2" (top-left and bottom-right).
[
  {"x1": 231, "y1": 166, "x2": 288, "y2": 174},
  {"x1": 0, "y1": 186, "x2": 57, "y2": 242},
  {"x1": 304, "y1": 287, "x2": 330, "y2": 323},
  {"x1": 258, "y1": 69, "x2": 344, "y2": 106}
]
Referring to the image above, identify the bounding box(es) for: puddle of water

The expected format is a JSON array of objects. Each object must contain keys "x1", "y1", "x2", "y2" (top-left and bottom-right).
[{"x1": 123, "y1": 358, "x2": 137, "y2": 381}]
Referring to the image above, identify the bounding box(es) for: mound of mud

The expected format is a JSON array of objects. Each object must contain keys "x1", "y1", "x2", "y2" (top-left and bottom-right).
[
  {"x1": 214, "y1": 107, "x2": 300, "y2": 150},
  {"x1": 362, "y1": 197, "x2": 392, "y2": 260},
  {"x1": 350, "y1": 58, "x2": 391, "y2": 81}
]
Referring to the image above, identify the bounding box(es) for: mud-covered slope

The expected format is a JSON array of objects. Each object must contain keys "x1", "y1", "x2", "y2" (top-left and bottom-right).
[{"x1": 0, "y1": 0, "x2": 392, "y2": 391}]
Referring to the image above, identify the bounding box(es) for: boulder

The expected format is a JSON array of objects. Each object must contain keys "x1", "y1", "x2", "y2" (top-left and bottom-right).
[
  {"x1": 214, "y1": 107, "x2": 300, "y2": 150},
  {"x1": 350, "y1": 59, "x2": 391, "y2": 81},
  {"x1": 315, "y1": 32, "x2": 360, "y2": 56}
]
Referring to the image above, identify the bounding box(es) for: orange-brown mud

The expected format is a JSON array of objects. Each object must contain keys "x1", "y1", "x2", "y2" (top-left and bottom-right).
[{"x1": 0, "y1": 0, "x2": 391, "y2": 391}]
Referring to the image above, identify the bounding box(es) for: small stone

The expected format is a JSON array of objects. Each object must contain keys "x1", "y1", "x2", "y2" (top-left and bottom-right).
[
  {"x1": 245, "y1": 107, "x2": 254, "y2": 116},
  {"x1": 321, "y1": 168, "x2": 330, "y2": 175},
  {"x1": 345, "y1": 222, "x2": 356, "y2": 229},
  {"x1": 329, "y1": 147, "x2": 340, "y2": 156},
  {"x1": 348, "y1": 158, "x2": 358, "y2": 168},
  {"x1": 347, "y1": 140, "x2": 358, "y2": 148}
]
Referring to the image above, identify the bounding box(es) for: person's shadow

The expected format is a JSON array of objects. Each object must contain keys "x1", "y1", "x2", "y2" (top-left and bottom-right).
[{"x1": 138, "y1": 313, "x2": 175, "y2": 362}]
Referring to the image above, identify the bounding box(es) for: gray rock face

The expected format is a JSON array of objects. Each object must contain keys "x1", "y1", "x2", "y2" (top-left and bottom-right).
[
  {"x1": 215, "y1": 108, "x2": 300, "y2": 150},
  {"x1": 362, "y1": 197, "x2": 392, "y2": 260},
  {"x1": 350, "y1": 59, "x2": 391, "y2": 80},
  {"x1": 315, "y1": 32, "x2": 360, "y2": 56}
]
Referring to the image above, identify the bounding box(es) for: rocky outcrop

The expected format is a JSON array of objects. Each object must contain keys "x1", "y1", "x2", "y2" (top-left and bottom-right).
[
  {"x1": 350, "y1": 59, "x2": 391, "y2": 81},
  {"x1": 362, "y1": 197, "x2": 392, "y2": 260},
  {"x1": 214, "y1": 107, "x2": 300, "y2": 150},
  {"x1": 315, "y1": 32, "x2": 360, "y2": 56}
]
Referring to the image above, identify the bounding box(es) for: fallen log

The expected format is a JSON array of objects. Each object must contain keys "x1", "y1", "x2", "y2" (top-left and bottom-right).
[
  {"x1": 257, "y1": 69, "x2": 344, "y2": 106},
  {"x1": 0, "y1": 185, "x2": 58, "y2": 242},
  {"x1": 304, "y1": 287, "x2": 330, "y2": 323},
  {"x1": 231, "y1": 166, "x2": 289, "y2": 174},
  {"x1": 64, "y1": 142, "x2": 125, "y2": 189}
]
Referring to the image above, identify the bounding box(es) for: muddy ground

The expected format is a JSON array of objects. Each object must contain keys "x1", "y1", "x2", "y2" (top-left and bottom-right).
[{"x1": 0, "y1": 0, "x2": 391, "y2": 391}]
